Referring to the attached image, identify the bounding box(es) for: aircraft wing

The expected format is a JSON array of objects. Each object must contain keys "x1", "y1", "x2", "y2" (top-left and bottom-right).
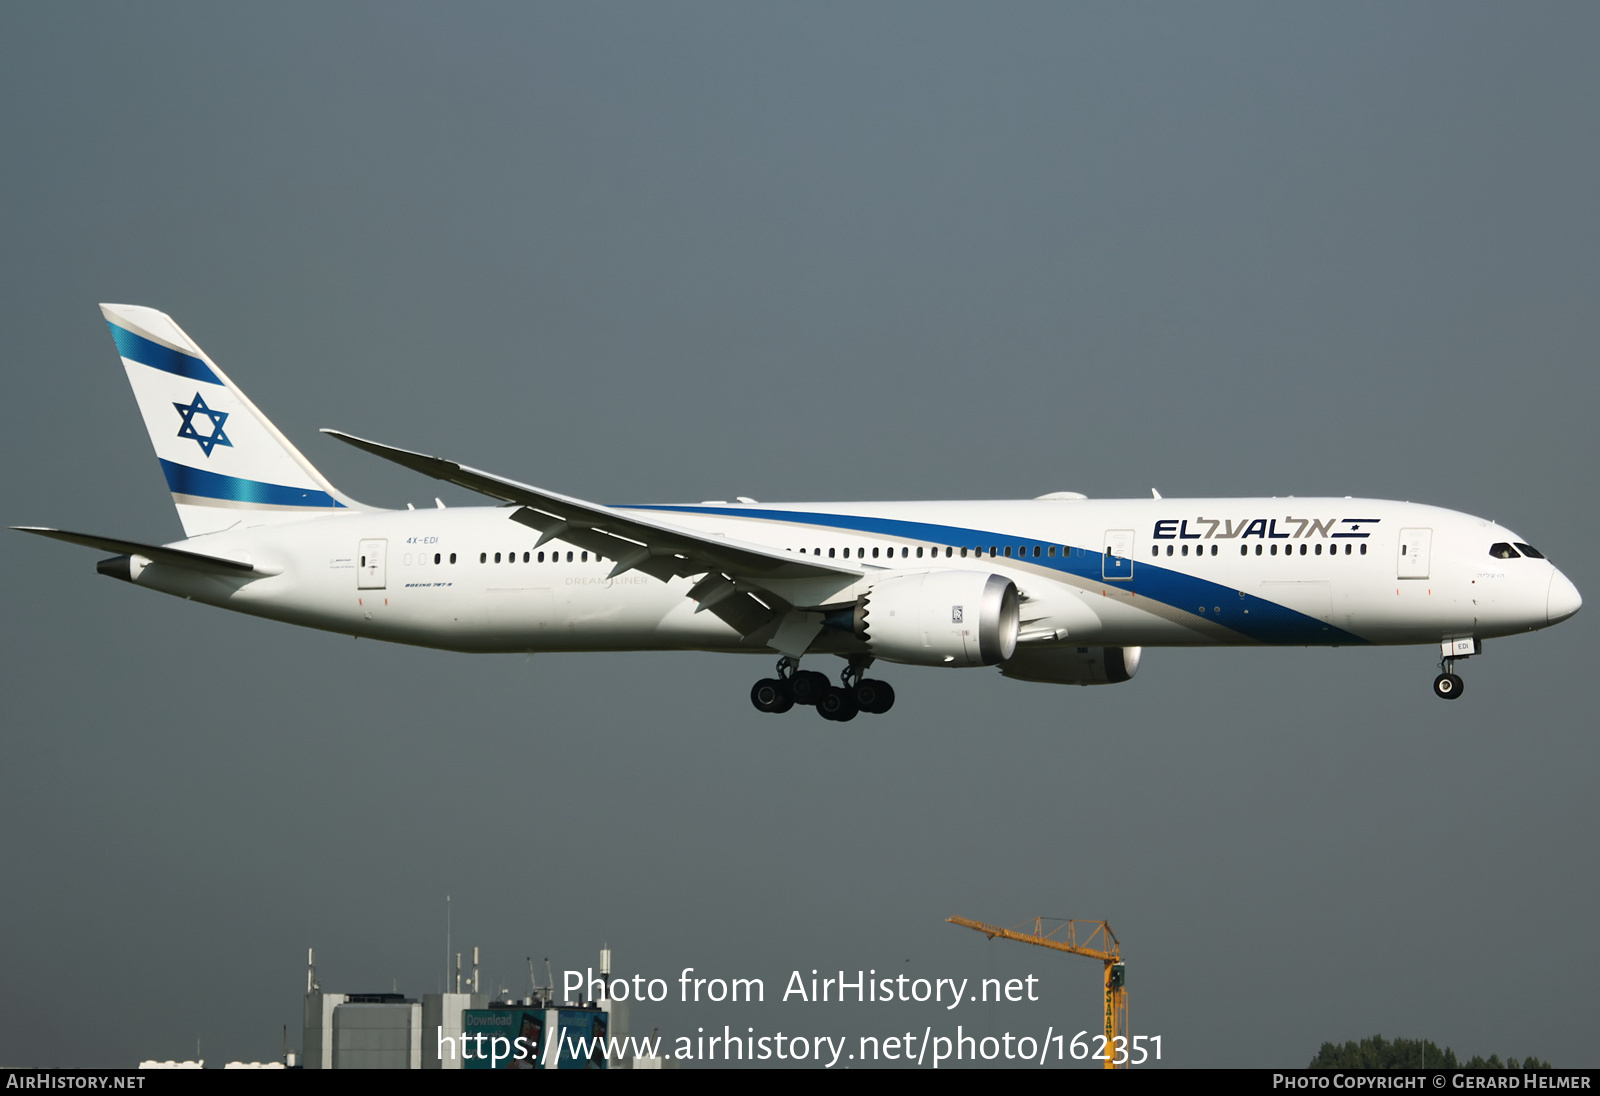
[{"x1": 322, "y1": 430, "x2": 861, "y2": 635}]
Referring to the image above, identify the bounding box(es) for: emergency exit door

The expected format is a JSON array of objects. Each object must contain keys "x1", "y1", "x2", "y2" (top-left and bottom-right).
[
  {"x1": 358, "y1": 539, "x2": 387, "y2": 589},
  {"x1": 1397, "y1": 528, "x2": 1431, "y2": 580},
  {"x1": 1103, "y1": 530, "x2": 1134, "y2": 581}
]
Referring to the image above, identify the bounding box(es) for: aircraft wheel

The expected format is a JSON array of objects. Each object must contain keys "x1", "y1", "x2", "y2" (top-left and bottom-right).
[
  {"x1": 750, "y1": 678, "x2": 792, "y2": 713},
  {"x1": 817, "y1": 687, "x2": 859, "y2": 722},
  {"x1": 789, "y1": 670, "x2": 830, "y2": 706},
  {"x1": 854, "y1": 678, "x2": 895, "y2": 714},
  {"x1": 1432, "y1": 673, "x2": 1464, "y2": 700}
]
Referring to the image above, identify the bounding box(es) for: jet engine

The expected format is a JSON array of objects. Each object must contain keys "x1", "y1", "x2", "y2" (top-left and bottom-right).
[
  {"x1": 998, "y1": 645, "x2": 1142, "y2": 686},
  {"x1": 844, "y1": 571, "x2": 1020, "y2": 667}
]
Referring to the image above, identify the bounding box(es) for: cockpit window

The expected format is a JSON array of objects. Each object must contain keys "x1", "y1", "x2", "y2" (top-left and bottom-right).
[
  {"x1": 1488, "y1": 543, "x2": 1519, "y2": 559},
  {"x1": 1514, "y1": 542, "x2": 1545, "y2": 559}
]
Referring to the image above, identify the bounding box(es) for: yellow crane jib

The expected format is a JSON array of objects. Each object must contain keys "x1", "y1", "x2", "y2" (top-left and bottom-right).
[{"x1": 947, "y1": 916, "x2": 1130, "y2": 1069}]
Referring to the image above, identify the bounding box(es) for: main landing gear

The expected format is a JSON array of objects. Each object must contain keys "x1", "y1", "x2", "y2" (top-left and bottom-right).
[{"x1": 750, "y1": 656, "x2": 896, "y2": 720}]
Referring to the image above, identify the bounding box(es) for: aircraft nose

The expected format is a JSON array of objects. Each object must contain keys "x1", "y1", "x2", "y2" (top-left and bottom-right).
[{"x1": 1548, "y1": 569, "x2": 1582, "y2": 625}]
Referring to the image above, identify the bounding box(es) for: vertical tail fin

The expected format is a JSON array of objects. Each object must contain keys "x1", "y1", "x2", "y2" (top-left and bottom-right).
[{"x1": 102, "y1": 304, "x2": 369, "y2": 537}]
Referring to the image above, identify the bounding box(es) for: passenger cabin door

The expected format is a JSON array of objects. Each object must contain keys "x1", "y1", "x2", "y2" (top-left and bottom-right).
[
  {"x1": 357, "y1": 539, "x2": 387, "y2": 589},
  {"x1": 1397, "y1": 528, "x2": 1431, "y2": 580},
  {"x1": 1102, "y1": 529, "x2": 1134, "y2": 581}
]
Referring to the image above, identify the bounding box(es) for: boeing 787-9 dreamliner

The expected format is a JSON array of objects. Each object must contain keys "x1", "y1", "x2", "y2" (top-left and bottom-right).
[{"x1": 16, "y1": 306, "x2": 1582, "y2": 719}]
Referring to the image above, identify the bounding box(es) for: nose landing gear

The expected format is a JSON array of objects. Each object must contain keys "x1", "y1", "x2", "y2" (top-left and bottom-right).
[
  {"x1": 748, "y1": 656, "x2": 896, "y2": 718},
  {"x1": 1432, "y1": 649, "x2": 1466, "y2": 700}
]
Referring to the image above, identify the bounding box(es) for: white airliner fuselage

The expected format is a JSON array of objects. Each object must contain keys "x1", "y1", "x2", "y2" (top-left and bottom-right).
[
  {"x1": 107, "y1": 497, "x2": 1573, "y2": 654},
  {"x1": 18, "y1": 306, "x2": 1581, "y2": 716}
]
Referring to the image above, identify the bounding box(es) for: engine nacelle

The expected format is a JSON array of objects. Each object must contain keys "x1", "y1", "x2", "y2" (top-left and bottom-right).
[
  {"x1": 998, "y1": 646, "x2": 1142, "y2": 686},
  {"x1": 855, "y1": 571, "x2": 1020, "y2": 667}
]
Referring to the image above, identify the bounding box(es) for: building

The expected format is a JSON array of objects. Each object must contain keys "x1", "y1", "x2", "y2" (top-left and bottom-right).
[{"x1": 301, "y1": 946, "x2": 642, "y2": 1069}]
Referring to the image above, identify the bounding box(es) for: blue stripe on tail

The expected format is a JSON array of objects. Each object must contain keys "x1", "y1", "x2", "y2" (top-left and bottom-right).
[
  {"x1": 109, "y1": 323, "x2": 223, "y2": 386},
  {"x1": 158, "y1": 459, "x2": 345, "y2": 508}
]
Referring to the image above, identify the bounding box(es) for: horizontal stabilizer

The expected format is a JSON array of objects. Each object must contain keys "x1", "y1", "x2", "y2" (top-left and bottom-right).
[{"x1": 12, "y1": 526, "x2": 267, "y2": 574}]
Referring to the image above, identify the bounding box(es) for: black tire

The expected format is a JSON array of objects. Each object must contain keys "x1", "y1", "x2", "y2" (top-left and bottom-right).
[
  {"x1": 817, "y1": 686, "x2": 859, "y2": 722},
  {"x1": 790, "y1": 670, "x2": 830, "y2": 706},
  {"x1": 855, "y1": 678, "x2": 895, "y2": 714},
  {"x1": 1433, "y1": 673, "x2": 1465, "y2": 700},
  {"x1": 750, "y1": 678, "x2": 787, "y2": 713}
]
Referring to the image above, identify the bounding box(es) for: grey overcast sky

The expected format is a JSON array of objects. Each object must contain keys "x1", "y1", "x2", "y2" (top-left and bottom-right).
[{"x1": 2, "y1": 2, "x2": 1596, "y2": 1068}]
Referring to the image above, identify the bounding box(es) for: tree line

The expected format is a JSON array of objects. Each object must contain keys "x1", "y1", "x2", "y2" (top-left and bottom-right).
[{"x1": 1310, "y1": 1034, "x2": 1551, "y2": 1069}]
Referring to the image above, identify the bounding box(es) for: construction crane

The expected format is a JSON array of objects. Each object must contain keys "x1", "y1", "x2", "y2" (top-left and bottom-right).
[{"x1": 948, "y1": 916, "x2": 1128, "y2": 1069}]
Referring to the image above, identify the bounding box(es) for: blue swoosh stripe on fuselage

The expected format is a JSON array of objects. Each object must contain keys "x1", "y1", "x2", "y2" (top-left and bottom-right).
[
  {"x1": 627, "y1": 504, "x2": 1363, "y2": 646},
  {"x1": 109, "y1": 323, "x2": 224, "y2": 385},
  {"x1": 159, "y1": 459, "x2": 345, "y2": 508}
]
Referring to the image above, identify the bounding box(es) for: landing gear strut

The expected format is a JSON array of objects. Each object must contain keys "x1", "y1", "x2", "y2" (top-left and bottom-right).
[
  {"x1": 1433, "y1": 655, "x2": 1465, "y2": 701},
  {"x1": 748, "y1": 656, "x2": 896, "y2": 718}
]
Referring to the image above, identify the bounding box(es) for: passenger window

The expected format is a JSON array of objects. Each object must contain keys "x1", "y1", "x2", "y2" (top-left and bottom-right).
[
  {"x1": 1032, "y1": 545, "x2": 1040, "y2": 557},
  {"x1": 1166, "y1": 545, "x2": 1174, "y2": 557},
  {"x1": 1181, "y1": 544, "x2": 1189, "y2": 557},
  {"x1": 1299, "y1": 544, "x2": 1307, "y2": 556},
  {"x1": 946, "y1": 546, "x2": 953, "y2": 557},
  {"x1": 1241, "y1": 545, "x2": 1248, "y2": 557},
  {"x1": 1314, "y1": 543, "x2": 1322, "y2": 556},
  {"x1": 989, "y1": 546, "x2": 997, "y2": 556},
  {"x1": 434, "y1": 553, "x2": 440, "y2": 564},
  {"x1": 1048, "y1": 546, "x2": 1057, "y2": 557},
  {"x1": 961, "y1": 547, "x2": 969, "y2": 558},
  {"x1": 480, "y1": 552, "x2": 487, "y2": 563},
  {"x1": 582, "y1": 552, "x2": 588, "y2": 562},
  {"x1": 1270, "y1": 544, "x2": 1277, "y2": 556},
  {"x1": 903, "y1": 547, "x2": 910, "y2": 558},
  {"x1": 829, "y1": 548, "x2": 836, "y2": 558},
  {"x1": 566, "y1": 551, "x2": 573, "y2": 562},
  {"x1": 1003, "y1": 546, "x2": 1012, "y2": 558},
  {"x1": 1256, "y1": 545, "x2": 1263, "y2": 556},
  {"x1": 1152, "y1": 546, "x2": 1160, "y2": 558},
  {"x1": 872, "y1": 547, "x2": 880, "y2": 559},
  {"x1": 1514, "y1": 543, "x2": 1544, "y2": 559},
  {"x1": 1359, "y1": 544, "x2": 1367, "y2": 555},
  {"x1": 1210, "y1": 545, "x2": 1218, "y2": 556},
  {"x1": 917, "y1": 547, "x2": 925, "y2": 558},
  {"x1": 449, "y1": 553, "x2": 456, "y2": 564},
  {"x1": 538, "y1": 551, "x2": 545, "y2": 562}
]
